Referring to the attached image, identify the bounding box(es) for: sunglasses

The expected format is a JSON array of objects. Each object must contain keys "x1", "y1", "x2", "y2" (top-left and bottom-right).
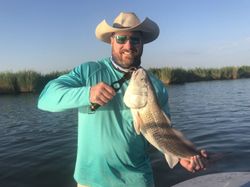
[{"x1": 113, "y1": 35, "x2": 141, "y2": 45}]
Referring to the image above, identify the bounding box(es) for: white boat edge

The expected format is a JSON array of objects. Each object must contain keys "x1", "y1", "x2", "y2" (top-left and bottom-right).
[{"x1": 171, "y1": 172, "x2": 250, "y2": 187}]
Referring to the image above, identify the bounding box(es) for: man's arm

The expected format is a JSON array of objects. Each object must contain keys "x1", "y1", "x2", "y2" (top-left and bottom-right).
[{"x1": 38, "y1": 66, "x2": 90, "y2": 112}]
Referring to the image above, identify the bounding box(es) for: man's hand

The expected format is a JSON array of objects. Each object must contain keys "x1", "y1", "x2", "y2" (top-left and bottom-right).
[
  {"x1": 179, "y1": 149, "x2": 208, "y2": 173},
  {"x1": 90, "y1": 82, "x2": 116, "y2": 106}
]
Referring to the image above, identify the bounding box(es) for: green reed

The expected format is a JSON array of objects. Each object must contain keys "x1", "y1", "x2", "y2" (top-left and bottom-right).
[
  {"x1": 149, "y1": 65, "x2": 250, "y2": 84},
  {"x1": 238, "y1": 66, "x2": 250, "y2": 78},
  {"x1": 0, "y1": 70, "x2": 68, "y2": 94},
  {"x1": 1, "y1": 66, "x2": 250, "y2": 94},
  {"x1": 0, "y1": 72, "x2": 18, "y2": 93}
]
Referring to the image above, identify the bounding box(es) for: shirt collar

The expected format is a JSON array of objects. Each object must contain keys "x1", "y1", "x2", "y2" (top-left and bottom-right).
[{"x1": 110, "y1": 57, "x2": 140, "y2": 73}]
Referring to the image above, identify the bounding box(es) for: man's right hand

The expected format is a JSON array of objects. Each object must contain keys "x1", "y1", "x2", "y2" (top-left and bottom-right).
[{"x1": 89, "y1": 82, "x2": 116, "y2": 106}]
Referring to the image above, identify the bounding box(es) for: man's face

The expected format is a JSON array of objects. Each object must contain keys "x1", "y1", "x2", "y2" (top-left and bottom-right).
[{"x1": 111, "y1": 31, "x2": 143, "y2": 68}]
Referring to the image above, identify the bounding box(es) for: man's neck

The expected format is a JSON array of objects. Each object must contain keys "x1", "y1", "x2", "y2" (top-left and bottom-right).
[{"x1": 110, "y1": 57, "x2": 140, "y2": 73}]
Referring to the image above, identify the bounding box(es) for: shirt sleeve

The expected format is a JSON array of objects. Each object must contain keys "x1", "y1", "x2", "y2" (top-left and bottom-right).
[
  {"x1": 37, "y1": 65, "x2": 91, "y2": 112},
  {"x1": 148, "y1": 72, "x2": 171, "y2": 120},
  {"x1": 161, "y1": 85, "x2": 171, "y2": 118}
]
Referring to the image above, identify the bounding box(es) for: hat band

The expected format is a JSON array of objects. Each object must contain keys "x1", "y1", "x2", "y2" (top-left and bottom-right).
[{"x1": 113, "y1": 23, "x2": 131, "y2": 29}]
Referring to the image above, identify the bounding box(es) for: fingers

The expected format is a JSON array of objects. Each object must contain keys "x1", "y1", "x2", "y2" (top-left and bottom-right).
[
  {"x1": 191, "y1": 149, "x2": 209, "y2": 172},
  {"x1": 200, "y1": 149, "x2": 208, "y2": 158},
  {"x1": 193, "y1": 155, "x2": 204, "y2": 170},
  {"x1": 187, "y1": 159, "x2": 195, "y2": 172},
  {"x1": 180, "y1": 155, "x2": 206, "y2": 173},
  {"x1": 90, "y1": 82, "x2": 116, "y2": 106},
  {"x1": 187, "y1": 156, "x2": 199, "y2": 173},
  {"x1": 190, "y1": 154, "x2": 206, "y2": 172},
  {"x1": 179, "y1": 158, "x2": 194, "y2": 173},
  {"x1": 189, "y1": 158, "x2": 196, "y2": 173}
]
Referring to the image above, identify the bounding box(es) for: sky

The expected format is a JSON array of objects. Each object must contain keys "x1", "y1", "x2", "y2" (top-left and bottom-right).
[{"x1": 0, "y1": 0, "x2": 250, "y2": 73}]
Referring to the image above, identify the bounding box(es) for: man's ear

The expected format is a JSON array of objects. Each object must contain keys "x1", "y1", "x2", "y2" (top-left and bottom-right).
[{"x1": 110, "y1": 36, "x2": 114, "y2": 45}]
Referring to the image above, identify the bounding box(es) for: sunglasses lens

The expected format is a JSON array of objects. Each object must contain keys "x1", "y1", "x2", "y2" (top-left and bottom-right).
[
  {"x1": 130, "y1": 37, "x2": 140, "y2": 45},
  {"x1": 115, "y1": 35, "x2": 141, "y2": 45},
  {"x1": 116, "y1": 35, "x2": 127, "y2": 44}
]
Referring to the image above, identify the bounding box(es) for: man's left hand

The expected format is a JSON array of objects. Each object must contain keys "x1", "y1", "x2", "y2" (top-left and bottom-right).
[{"x1": 179, "y1": 149, "x2": 208, "y2": 173}]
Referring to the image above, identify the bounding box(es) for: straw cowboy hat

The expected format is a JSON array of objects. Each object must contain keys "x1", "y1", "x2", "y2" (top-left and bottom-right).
[{"x1": 95, "y1": 12, "x2": 160, "y2": 44}]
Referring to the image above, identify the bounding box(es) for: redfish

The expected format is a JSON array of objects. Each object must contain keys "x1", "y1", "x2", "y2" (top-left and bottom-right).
[{"x1": 124, "y1": 68, "x2": 205, "y2": 168}]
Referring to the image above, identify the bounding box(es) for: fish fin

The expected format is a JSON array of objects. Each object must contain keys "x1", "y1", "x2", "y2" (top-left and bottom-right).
[
  {"x1": 132, "y1": 110, "x2": 143, "y2": 135},
  {"x1": 161, "y1": 110, "x2": 171, "y2": 126},
  {"x1": 172, "y1": 128, "x2": 196, "y2": 149},
  {"x1": 164, "y1": 153, "x2": 179, "y2": 169}
]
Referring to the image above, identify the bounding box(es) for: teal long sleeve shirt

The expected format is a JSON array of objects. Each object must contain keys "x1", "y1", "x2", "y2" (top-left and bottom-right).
[{"x1": 38, "y1": 57, "x2": 170, "y2": 187}]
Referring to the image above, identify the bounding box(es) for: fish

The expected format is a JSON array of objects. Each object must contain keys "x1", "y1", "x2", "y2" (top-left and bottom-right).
[{"x1": 123, "y1": 68, "x2": 206, "y2": 168}]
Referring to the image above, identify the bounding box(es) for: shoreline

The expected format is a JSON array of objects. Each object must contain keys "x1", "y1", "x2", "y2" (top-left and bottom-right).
[{"x1": 1, "y1": 66, "x2": 250, "y2": 94}]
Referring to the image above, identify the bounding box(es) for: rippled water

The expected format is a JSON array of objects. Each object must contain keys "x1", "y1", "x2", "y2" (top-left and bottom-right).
[
  {"x1": 1, "y1": 79, "x2": 250, "y2": 187},
  {"x1": 0, "y1": 94, "x2": 78, "y2": 187},
  {"x1": 153, "y1": 79, "x2": 250, "y2": 186}
]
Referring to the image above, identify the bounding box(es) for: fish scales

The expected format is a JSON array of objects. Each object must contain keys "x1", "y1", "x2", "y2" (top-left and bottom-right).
[{"x1": 139, "y1": 73, "x2": 197, "y2": 157}]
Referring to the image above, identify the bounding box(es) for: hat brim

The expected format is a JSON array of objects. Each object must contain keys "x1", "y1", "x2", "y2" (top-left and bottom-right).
[{"x1": 95, "y1": 17, "x2": 160, "y2": 44}]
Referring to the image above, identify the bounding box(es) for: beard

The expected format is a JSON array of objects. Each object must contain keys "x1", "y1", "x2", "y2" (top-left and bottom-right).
[{"x1": 111, "y1": 48, "x2": 143, "y2": 68}]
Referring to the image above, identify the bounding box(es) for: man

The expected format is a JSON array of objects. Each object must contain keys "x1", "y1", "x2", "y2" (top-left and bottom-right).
[{"x1": 38, "y1": 12, "x2": 207, "y2": 187}]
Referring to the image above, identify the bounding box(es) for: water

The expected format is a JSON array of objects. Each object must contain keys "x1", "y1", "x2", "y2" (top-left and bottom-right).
[
  {"x1": 1, "y1": 79, "x2": 250, "y2": 187},
  {"x1": 0, "y1": 94, "x2": 78, "y2": 187},
  {"x1": 152, "y1": 79, "x2": 250, "y2": 186}
]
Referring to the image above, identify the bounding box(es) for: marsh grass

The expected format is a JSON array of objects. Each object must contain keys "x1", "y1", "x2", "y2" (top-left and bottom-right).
[
  {"x1": 148, "y1": 65, "x2": 250, "y2": 84},
  {"x1": 1, "y1": 66, "x2": 250, "y2": 94},
  {"x1": 0, "y1": 72, "x2": 19, "y2": 93},
  {"x1": 238, "y1": 66, "x2": 250, "y2": 78},
  {"x1": 0, "y1": 70, "x2": 68, "y2": 94}
]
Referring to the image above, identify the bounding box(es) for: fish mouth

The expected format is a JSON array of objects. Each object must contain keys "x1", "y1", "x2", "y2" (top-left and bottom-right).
[{"x1": 133, "y1": 68, "x2": 147, "y2": 80}]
